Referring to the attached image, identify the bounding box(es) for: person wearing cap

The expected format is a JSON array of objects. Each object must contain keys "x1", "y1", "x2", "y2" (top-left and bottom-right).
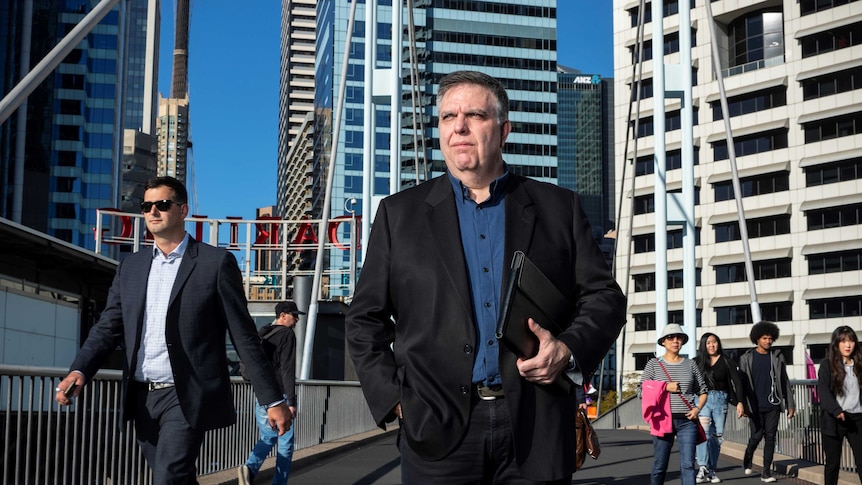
[
  {"x1": 238, "y1": 301, "x2": 304, "y2": 485},
  {"x1": 639, "y1": 324, "x2": 708, "y2": 485},
  {"x1": 738, "y1": 321, "x2": 795, "y2": 482}
]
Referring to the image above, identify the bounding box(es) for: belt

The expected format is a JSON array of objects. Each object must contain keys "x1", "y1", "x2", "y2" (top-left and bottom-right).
[
  {"x1": 475, "y1": 384, "x2": 505, "y2": 401},
  {"x1": 137, "y1": 381, "x2": 175, "y2": 391}
]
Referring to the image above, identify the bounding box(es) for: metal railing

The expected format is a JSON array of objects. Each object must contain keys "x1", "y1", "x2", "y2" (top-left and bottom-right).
[
  {"x1": 1, "y1": 365, "x2": 377, "y2": 485},
  {"x1": 594, "y1": 379, "x2": 857, "y2": 474}
]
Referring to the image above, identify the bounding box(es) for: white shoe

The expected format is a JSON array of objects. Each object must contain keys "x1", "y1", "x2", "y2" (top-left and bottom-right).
[
  {"x1": 761, "y1": 476, "x2": 777, "y2": 483},
  {"x1": 237, "y1": 465, "x2": 253, "y2": 485},
  {"x1": 696, "y1": 466, "x2": 709, "y2": 483},
  {"x1": 744, "y1": 468, "x2": 754, "y2": 475},
  {"x1": 709, "y1": 471, "x2": 721, "y2": 483}
]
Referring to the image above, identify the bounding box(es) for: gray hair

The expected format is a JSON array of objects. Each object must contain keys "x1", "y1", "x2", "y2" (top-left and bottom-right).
[{"x1": 437, "y1": 70, "x2": 509, "y2": 124}]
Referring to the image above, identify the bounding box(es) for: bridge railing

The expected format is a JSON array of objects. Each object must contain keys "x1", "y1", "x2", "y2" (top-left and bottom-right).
[
  {"x1": 1, "y1": 365, "x2": 376, "y2": 485},
  {"x1": 594, "y1": 379, "x2": 856, "y2": 474}
]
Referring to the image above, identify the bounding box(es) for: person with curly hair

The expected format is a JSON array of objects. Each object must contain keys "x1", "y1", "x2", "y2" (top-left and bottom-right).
[
  {"x1": 738, "y1": 321, "x2": 795, "y2": 482},
  {"x1": 817, "y1": 325, "x2": 862, "y2": 485},
  {"x1": 694, "y1": 333, "x2": 745, "y2": 483}
]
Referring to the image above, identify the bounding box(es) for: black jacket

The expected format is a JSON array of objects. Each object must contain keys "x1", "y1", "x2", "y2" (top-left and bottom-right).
[
  {"x1": 259, "y1": 324, "x2": 297, "y2": 407},
  {"x1": 817, "y1": 360, "x2": 861, "y2": 437}
]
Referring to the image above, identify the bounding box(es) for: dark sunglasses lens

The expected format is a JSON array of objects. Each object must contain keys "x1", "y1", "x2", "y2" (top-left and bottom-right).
[{"x1": 140, "y1": 200, "x2": 174, "y2": 212}]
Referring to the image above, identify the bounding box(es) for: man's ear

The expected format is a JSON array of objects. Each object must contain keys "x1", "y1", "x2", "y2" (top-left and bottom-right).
[{"x1": 500, "y1": 119, "x2": 511, "y2": 146}]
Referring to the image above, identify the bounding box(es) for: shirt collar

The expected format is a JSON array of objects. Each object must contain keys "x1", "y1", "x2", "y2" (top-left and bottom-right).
[
  {"x1": 152, "y1": 232, "x2": 190, "y2": 260},
  {"x1": 446, "y1": 164, "x2": 510, "y2": 204}
]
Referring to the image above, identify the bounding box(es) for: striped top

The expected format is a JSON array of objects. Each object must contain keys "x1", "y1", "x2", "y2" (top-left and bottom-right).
[{"x1": 640, "y1": 357, "x2": 708, "y2": 414}]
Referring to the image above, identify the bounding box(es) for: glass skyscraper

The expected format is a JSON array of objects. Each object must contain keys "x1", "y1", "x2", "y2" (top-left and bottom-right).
[{"x1": 0, "y1": 0, "x2": 141, "y2": 251}]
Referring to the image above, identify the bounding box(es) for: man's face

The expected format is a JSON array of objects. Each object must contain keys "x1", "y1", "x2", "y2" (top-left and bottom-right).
[
  {"x1": 142, "y1": 186, "x2": 187, "y2": 238},
  {"x1": 279, "y1": 312, "x2": 298, "y2": 328},
  {"x1": 438, "y1": 83, "x2": 510, "y2": 180},
  {"x1": 756, "y1": 334, "x2": 773, "y2": 352}
]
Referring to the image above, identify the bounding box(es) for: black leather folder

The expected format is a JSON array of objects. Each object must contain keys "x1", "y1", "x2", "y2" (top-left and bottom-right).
[{"x1": 495, "y1": 250, "x2": 573, "y2": 359}]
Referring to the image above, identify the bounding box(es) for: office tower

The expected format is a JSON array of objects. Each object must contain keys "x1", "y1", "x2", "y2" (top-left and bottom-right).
[
  {"x1": 301, "y1": 0, "x2": 558, "y2": 295},
  {"x1": 121, "y1": 129, "x2": 158, "y2": 213},
  {"x1": 612, "y1": 0, "x2": 862, "y2": 380},
  {"x1": 157, "y1": 0, "x2": 191, "y2": 186},
  {"x1": 557, "y1": 66, "x2": 615, "y2": 240},
  {"x1": 0, "y1": 1, "x2": 130, "y2": 250}
]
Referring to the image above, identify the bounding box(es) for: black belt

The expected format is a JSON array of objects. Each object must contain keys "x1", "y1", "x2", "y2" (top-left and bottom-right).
[
  {"x1": 136, "y1": 381, "x2": 175, "y2": 391},
  {"x1": 475, "y1": 384, "x2": 505, "y2": 401}
]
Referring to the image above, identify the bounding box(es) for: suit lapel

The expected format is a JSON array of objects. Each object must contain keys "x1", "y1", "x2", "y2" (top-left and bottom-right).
[
  {"x1": 503, "y1": 175, "x2": 536, "y2": 281},
  {"x1": 425, "y1": 177, "x2": 473, "y2": 320},
  {"x1": 169, "y1": 237, "x2": 198, "y2": 308}
]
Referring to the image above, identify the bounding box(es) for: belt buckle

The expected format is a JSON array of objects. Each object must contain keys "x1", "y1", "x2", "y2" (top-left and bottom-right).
[
  {"x1": 476, "y1": 384, "x2": 504, "y2": 401},
  {"x1": 147, "y1": 382, "x2": 174, "y2": 391}
]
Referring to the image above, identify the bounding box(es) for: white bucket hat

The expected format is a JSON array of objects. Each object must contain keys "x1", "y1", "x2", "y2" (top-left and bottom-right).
[{"x1": 657, "y1": 323, "x2": 689, "y2": 345}]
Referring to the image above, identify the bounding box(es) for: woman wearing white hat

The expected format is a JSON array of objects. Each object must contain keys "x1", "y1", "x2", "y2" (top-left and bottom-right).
[{"x1": 639, "y1": 324, "x2": 709, "y2": 485}]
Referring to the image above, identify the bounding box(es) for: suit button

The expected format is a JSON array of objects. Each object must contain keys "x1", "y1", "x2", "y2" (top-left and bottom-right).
[
  {"x1": 464, "y1": 344, "x2": 473, "y2": 355},
  {"x1": 460, "y1": 386, "x2": 469, "y2": 395}
]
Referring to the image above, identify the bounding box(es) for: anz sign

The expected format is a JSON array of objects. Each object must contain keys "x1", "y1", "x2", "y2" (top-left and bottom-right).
[{"x1": 573, "y1": 75, "x2": 602, "y2": 85}]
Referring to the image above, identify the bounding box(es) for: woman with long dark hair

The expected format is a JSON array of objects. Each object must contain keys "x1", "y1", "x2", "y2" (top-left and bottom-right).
[
  {"x1": 693, "y1": 333, "x2": 745, "y2": 483},
  {"x1": 818, "y1": 326, "x2": 862, "y2": 485}
]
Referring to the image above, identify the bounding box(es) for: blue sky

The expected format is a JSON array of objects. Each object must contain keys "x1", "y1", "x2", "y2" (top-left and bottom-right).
[{"x1": 157, "y1": 1, "x2": 613, "y2": 220}]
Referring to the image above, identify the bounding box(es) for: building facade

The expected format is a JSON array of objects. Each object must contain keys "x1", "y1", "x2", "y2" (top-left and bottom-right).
[
  {"x1": 0, "y1": 0, "x2": 136, "y2": 251},
  {"x1": 612, "y1": 0, "x2": 862, "y2": 381}
]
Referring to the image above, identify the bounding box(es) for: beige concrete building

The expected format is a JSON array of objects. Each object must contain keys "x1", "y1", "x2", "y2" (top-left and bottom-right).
[
  {"x1": 612, "y1": 0, "x2": 862, "y2": 380},
  {"x1": 156, "y1": 95, "x2": 190, "y2": 184}
]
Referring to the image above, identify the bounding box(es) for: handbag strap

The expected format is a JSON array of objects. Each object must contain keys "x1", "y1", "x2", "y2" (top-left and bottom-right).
[{"x1": 657, "y1": 359, "x2": 696, "y2": 411}]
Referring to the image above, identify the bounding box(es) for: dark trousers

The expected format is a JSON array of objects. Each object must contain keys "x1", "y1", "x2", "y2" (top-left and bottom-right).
[
  {"x1": 133, "y1": 384, "x2": 205, "y2": 485},
  {"x1": 823, "y1": 412, "x2": 862, "y2": 485},
  {"x1": 743, "y1": 407, "x2": 780, "y2": 478},
  {"x1": 399, "y1": 397, "x2": 571, "y2": 484}
]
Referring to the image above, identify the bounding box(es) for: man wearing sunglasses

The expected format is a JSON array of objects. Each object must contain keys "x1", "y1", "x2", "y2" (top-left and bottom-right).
[{"x1": 55, "y1": 176, "x2": 290, "y2": 484}]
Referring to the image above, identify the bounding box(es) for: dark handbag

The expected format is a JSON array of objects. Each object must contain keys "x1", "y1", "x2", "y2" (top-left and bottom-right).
[
  {"x1": 656, "y1": 360, "x2": 707, "y2": 445},
  {"x1": 575, "y1": 407, "x2": 601, "y2": 469}
]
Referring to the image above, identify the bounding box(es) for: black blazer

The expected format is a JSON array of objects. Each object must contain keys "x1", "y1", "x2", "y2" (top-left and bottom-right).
[
  {"x1": 818, "y1": 360, "x2": 861, "y2": 437},
  {"x1": 71, "y1": 237, "x2": 282, "y2": 431},
  {"x1": 346, "y1": 175, "x2": 626, "y2": 480}
]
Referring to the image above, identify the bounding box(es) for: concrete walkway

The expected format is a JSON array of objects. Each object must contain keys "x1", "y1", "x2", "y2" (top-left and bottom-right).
[{"x1": 202, "y1": 427, "x2": 857, "y2": 484}]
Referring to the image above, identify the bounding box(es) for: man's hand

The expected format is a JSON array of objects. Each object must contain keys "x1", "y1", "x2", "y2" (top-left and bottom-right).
[
  {"x1": 267, "y1": 402, "x2": 292, "y2": 436},
  {"x1": 393, "y1": 402, "x2": 402, "y2": 420},
  {"x1": 736, "y1": 402, "x2": 745, "y2": 418},
  {"x1": 55, "y1": 372, "x2": 84, "y2": 406},
  {"x1": 288, "y1": 405, "x2": 298, "y2": 420},
  {"x1": 787, "y1": 408, "x2": 795, "y2": 419},
  {"x1": 516, "y1": 318, "x2": 571, "y2": 385}
]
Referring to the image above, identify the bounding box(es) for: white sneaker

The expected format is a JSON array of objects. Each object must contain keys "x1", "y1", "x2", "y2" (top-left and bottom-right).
[
  {"x1": 709, "y1": 470, "x2": 721, "y2": 483},
  {"x1": 761, "y1": 476, "x2": 777, "y2": 483},
  {"x1": 237, "y1": 465, "x2": 253, "y2": 485},
  {"x1": 696, "y1": 466, "x2": 709, "y2": 483},
  {"x1": 744, "y1": 468, "x2": 754, "y2": 475}
]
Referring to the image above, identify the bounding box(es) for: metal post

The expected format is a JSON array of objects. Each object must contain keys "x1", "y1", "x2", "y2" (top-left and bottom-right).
[
  {"x1": 362, "y1": 0, "x2": 378, "y2": 265},
  {"x1": 679, "y1": 0, "x2": 697, "y2": 358},
  {"x1": 652, "y1": 0, "x2": 668, "y2": 357},
  {"x1": 390, "y1": 0, "x2": 403, "y2": 195}
]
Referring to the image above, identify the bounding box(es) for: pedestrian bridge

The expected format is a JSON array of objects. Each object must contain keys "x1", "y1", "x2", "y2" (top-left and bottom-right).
[{"x1": 0, "y1": 367, "x2": 855, "y2": 484}]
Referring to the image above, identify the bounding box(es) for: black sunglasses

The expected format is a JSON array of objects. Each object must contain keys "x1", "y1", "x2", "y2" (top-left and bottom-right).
[{"x1": 140, "y1": 199, "x2": 181, "y2": 213}]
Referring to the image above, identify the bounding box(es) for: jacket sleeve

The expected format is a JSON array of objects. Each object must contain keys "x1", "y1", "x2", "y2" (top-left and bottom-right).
[
  {"x1": 278, "y1": 330, "x2": 298, "y2": 407},
  {"x1": 726, "y1": 356, "x2": 745, "y2": 405},
  {"x1": 777, "y1": 352, "x2": 796, "y2": 410},
  {"x1": 71, "y1": 260, "x2": 127, "y2": 380},
  {"x1": 817, "y1": 363, "x2": 842, "y2": 418}
]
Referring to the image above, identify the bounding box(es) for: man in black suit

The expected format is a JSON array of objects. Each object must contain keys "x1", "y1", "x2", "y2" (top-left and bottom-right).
[
  {"x1": 55, "y1": 176, "x2": 291, "y2": 484},
  {"x1": 346, "y1": 71, "x2": 626, "y2": 483}
]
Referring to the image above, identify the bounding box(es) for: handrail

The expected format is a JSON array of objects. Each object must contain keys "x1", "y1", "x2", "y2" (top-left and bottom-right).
[{"x1": 1, "y1": 365, "x2": 377, "y2": 484}]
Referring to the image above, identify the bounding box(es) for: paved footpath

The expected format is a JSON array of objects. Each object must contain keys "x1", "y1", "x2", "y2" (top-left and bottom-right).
[{"x1": 206, "y1": 427, "x2": 851, "y2": 484}]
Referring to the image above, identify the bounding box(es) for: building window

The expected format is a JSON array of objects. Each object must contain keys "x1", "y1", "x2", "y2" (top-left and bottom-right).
[
  {"x1": 716, "y1": 301, "x2": 792, "y2": 325},
  {"x1": 801, "y1": 0, "x2": 860, "y2": 16},
  {"x1": 712, "y1": 129, "x2": 788, "y2": 161},
  {"x1": 729, "y1": 10, "x2": 785, "y2": 68},
  {"x1": 714, "y1": 214, "x2": 791, "y2": 242},
  {"x1": 635, "y1": 313, "x2": 656, "y2": 331},
  {"x1": 668, "y1": 309, "x2": 702, "y2": 327},
  {"x1": 714, "y1": 258, "x2": 792, "y2": 284},
  {"x1": 713, "y1": 171, "x2": 790, "y2": 201},
  {"x1": 632, "y1": 228, "x2": 701, "y2": 253},
  {"x1": 711, "y1": 87, "x2": 786, "y2": 120},
  {"x1": 801, "y1": 65, "x2": 862, "y2": 100},
  {"x1": 56, "y1": 177, "x2": 75, "y2": 193},
  {"x1": 803, "y1": 112, "x2": 862, "y2": 143},
  {"x1": 806, "y1": 203, "x2": 862, "y2": 230},
  {"x1": 807, "y1": 249, "x2": 862, "y2": 274},
  {"x1": 634, "y1": 194, "x2": 655, "y2": 215},
  {"x1": 635, "y1": 353, "x2": 654, "y2": 371},
  {"x1": 809, "y1": 295, "x2": 862, "y2": 319},
  {"x1": 635, "y1": 148, "x2": 700, "y2": 176},
  {"x1": 55, "y1": 203, "x2": 76, "y2": 219},
  {"x1": 800, "y1": 21, "x2": 862, "y2": 58},
  {"x1": 58, "y1": 125, "x2": 80, "y2": 141},
  {"x1": 57, "y1": 151, "x2": 77, "y2": 167},
  {"x1": 805, "y1": 157, "x2": 862, "y2": 186},
  {"x1": 633, "y1": 268, "x2": 700, "y2": 292}
]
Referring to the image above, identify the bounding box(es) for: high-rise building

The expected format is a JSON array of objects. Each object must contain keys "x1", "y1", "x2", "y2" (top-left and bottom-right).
[
  {"x1": 557, "y1": 66, "x2": 615, "y2": 239},
  {"x1": 612, "y1": 0, "x2": 862, "y2": 380},
  {"x1": 0, "y1": 1, "x2": 135, "y2": 250},
  {"x1": 294, "y1": 0, "x2": 558, "y2": 295},
  {"x1": 157, "y1": 0, "x2": 191, "y2": 187}
]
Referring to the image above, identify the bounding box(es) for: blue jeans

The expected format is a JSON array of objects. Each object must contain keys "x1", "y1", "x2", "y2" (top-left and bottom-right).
[
  {"x1": 244, "y1": 400, "x2": 294, "y2": 485},
  {"x1": 696, "y1": 390, "x2": 728, "y2": 471},
  {"x1": 652, "y1": 416, "x2": 699, "y2": 485}
]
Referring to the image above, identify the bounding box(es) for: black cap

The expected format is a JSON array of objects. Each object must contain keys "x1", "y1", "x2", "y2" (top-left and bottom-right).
[{"x1": 275, "y1": 301, "x2": 305, "y2": 316}]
